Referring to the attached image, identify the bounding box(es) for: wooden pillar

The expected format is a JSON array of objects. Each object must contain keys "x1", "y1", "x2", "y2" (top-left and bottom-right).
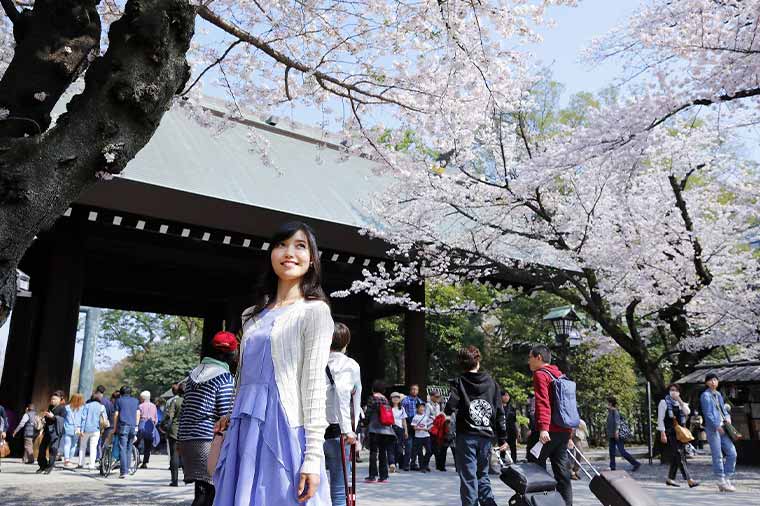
[
  {"x1": 201, "y1": 304, "x2": 225, "y2": 359},
  {"x1": 404, "y1": 282, "x2": 427, "y2": 390},
  {"x1": 0, "y1": 295, "x2": 41, "y2": 418},
  {"x1": 1, "y1": 224, "x2": 88, "y2": 414},
  {"x1": 223, "y1": 295, "x2": 251, "y2": 335},
  {"x1": 29, "y1": 230, "x2": 85, "y2": 409}
]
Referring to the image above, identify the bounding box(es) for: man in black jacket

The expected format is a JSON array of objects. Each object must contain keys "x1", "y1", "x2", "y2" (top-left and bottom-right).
[
  {"x1": 38, "y1": 390, "x2": 66, "y2": 474},
  {"x1": 445, "y1": 346, "x2": 508, "y2": 506}
]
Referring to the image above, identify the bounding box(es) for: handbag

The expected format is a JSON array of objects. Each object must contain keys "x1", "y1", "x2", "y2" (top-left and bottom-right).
[
  {"x1": 724, "y1": 422, "x2": 742, "y2": 442},
  {"x1": 207, "y1": 416, "x2": 230, "y2": 476},
  {"x1": 672, "y1": 418, "x2": 694, "y2": 444},
  {"x1": 0, "y1": 439, "x2": 10, "y2": 458},
  {"x1": 711, "y1": 392, "x2": 742, "y2": 442},
  {"x1": 618, "y1": 416, "x2": 632, "y2": 441},
  {"x1": 99, "y1": 408, "x2": 111, "y2": 431}
]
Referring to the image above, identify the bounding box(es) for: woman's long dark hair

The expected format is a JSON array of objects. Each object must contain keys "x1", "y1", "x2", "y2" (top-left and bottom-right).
[{"x1": 247, "y1": 221, "x2": 329, "y2": 321}]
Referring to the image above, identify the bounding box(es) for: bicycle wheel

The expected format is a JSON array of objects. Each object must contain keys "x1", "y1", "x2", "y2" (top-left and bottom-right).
[
  {"x1": 129, "y1": 445, "x2": 140, "y2": 475},
  {"x1": 100, "y1": 445, "x2": 113, "y2": 477}
]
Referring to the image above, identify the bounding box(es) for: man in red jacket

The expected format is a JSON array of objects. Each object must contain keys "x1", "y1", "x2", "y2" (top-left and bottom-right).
[{"x1": 528, "y1": 345, "x2": 573, "y2": 506}]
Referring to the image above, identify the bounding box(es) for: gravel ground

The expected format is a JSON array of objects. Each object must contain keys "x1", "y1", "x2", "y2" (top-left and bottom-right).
[{"x1": 0, "y1": 447, "x2": 757, "y2": 505}]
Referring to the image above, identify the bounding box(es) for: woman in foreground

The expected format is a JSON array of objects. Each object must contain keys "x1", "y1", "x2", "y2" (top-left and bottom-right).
[{"x1": 213, "y1": 221, "x2": 334, "y2": 505}]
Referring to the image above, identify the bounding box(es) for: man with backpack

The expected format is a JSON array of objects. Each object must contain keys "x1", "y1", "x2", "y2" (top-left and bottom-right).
[
  {"x1": 607, "y1": 396, "x2": 640, "y2": 472},
  {"x1": 364, "y1": 380, "x2": 396, "y2": 482},
  {"x1": 528, "y1": 345, "x2": 575, "y2": 506},
  {"x1": 12, "y1": 403, "x2": 41, "y2": 464},
  {"x1": 444, "y1": 345, "x2": 508, "y2": 506}
]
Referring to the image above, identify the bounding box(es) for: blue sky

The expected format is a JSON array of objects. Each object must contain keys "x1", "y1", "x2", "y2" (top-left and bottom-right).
[{"x1": 528, "y1": 0, "x2": 638, "y2": 103}]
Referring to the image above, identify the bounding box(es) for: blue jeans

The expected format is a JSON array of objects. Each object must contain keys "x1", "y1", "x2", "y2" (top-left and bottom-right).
[
  {"x1": 609, "y1": 438, "x2": 639, "y2": 470},
  {"x1": 117, "y1": 427, "x2": 135, "y2": 476},
  {"x1": 324, "y1": 438, "x2": 351, "y2": 506},
  {"x1": 62, "y1": 432, "x2": 78, "y2": 460},
  {"x1": 455, "y1": 434, "x2": 496, "y2": 506},
  {"x1": 403, "y1": 416, "x2": 415, "y2": 469},
  {"x1": 706, "y1": 427, "x2": 736, "y2": 479}
]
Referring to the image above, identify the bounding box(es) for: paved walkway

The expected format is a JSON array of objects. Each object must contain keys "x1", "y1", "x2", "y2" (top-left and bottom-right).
[{"x1": 1, "y1": 451, "x2": 758, "y2": 505}]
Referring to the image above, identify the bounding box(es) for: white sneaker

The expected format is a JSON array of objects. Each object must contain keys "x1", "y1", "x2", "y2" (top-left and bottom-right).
[
  {"x1": 718, "y1": 479, "x2": 736, "y2": 492},
  {"x1": 726, "y1": 479, "x2": 736, "y2": 491}
]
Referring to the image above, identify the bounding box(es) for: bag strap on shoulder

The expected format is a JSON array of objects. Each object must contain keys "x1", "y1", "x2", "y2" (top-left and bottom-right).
[
  {"x1": 326, "y1": 366, "x2": 335, "y2": 386},
  {"x1": 538, "y1": 368, "x2": 560, "y2": 381}
]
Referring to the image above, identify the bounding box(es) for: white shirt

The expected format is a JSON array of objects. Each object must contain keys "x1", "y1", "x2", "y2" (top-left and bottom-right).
[
  {"x1": 326, "y1": 351, "x2": 362, "y2": 436},
  {"x1": 412, "y1": 413, "x2": 431, "y2": 438},
  {"x1": 240, "y1": 300, "x2": 333, "y2": 476},
  {"x1": 425, "y1": 401, "x2": 442, "y2": 419},
  {"x1": 392, "y1": 406, "x2": 406, "y2": 429},
  {"x1": 657, "y1": 398, "x2": 691, "y2": 432}
]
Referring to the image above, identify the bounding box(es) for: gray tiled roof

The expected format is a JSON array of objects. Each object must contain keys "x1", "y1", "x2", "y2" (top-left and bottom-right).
[
  {"x1": 676, "y1": 361, "x2": 760, "y2": 384},
  {"x1": 119, "y1": 100, "x2": 388, "y2": 229}
]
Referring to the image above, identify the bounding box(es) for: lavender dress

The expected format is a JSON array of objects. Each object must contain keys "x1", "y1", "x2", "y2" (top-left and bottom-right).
[{"x1": 213, "y1": 306, "x2": 331, "y2": 506}]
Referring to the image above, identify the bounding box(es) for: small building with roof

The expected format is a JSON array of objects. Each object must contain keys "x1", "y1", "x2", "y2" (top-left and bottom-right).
[{"x1": 676, "y1": 361, "x2": 760, "y2": 464}]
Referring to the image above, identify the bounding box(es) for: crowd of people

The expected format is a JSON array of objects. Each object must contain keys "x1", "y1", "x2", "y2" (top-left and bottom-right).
[{"x1": 0, "y1": 221, "x2": 744, "y2": 506}]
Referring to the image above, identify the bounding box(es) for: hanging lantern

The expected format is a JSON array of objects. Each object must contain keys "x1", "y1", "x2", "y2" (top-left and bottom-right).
[{"x1": 542, "y1": 305, "x2": 581, "y2": 343}]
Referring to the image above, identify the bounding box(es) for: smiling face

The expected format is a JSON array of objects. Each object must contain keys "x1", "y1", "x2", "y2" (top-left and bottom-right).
[{"x1": 270, "y1": 229, "x2": 312, "y2": 283}]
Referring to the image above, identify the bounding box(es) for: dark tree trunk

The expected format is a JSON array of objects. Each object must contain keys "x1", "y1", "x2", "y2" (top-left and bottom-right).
[{"x1": 0, "y1": 0, "x2": 195, "y2": 326}]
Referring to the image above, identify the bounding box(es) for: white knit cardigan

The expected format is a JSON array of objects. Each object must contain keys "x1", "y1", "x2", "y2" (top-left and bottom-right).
[{"x1": 239, "y1": 300, "x2": 334, "y2": 475}]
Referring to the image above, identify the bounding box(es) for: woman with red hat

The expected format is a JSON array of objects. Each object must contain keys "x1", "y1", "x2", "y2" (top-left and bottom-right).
[
  {"x1": 178, "y1": 330, "x2": 238, "y2": 506},
  {"x1": 213, "y1": 221, "x2": 334, "y2": 506}
]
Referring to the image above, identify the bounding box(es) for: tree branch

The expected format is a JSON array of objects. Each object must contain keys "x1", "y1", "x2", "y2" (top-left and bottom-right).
[
  {"x1": 648, "y1": 87, "x2": 760, "y2": 131},
  {"x1": 180, "y1": 38, "x2": 242, "y2": 97},
  {"x1": 196, "y1": 5, "x2": 423, "y2": 112},
  {"x1": 668, "y1": 171, "x2": 713, "y2": 287}
]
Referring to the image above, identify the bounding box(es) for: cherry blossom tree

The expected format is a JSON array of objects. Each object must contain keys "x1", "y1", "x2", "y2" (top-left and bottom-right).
[
  {"x1": 343, "y1": 0, "x2": 760, "y2": 392},
  {"x1": 0, "y1": 0, "x2": 575, "y2": 325}
]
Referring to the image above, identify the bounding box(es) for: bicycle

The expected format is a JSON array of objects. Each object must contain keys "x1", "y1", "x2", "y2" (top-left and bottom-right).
[{"x1": 100, "y1": 436, "x2": 141, "y2": 477}]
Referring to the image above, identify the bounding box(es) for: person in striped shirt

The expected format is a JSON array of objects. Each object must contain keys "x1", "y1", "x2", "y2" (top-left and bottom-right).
[{"x1": 178, "y1": 331, "x2": 237, "y2": 506}]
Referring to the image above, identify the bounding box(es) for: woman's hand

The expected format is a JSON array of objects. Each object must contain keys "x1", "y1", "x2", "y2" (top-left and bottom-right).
[
  {"x1": 660, "y1": 432, "x2": 667, "y2": 444},
  {"x1": 214, "y1": 415, "x2": 230, "y2": 434},
  {"x1": 297, "y1": 473, "x2": 320, "y2": 503}
]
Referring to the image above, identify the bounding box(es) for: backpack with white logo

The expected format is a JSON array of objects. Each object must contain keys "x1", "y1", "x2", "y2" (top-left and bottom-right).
[{"x1": 539, "y1": 368, "x2": 580, "y2": 429}]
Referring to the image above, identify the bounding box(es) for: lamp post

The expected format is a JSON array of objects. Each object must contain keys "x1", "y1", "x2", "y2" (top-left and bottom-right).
[{"x1": 542, "y1": 305, "x2": 581, "y2": 374}]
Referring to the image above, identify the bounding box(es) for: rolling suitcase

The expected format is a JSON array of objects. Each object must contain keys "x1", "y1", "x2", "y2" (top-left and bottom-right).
[{"x1": 567, "y1": 448, "x2": 659, "y2": 506}]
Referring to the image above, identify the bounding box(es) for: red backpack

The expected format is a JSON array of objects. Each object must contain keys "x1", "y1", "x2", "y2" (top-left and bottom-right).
[
  {"x1": 377, "y1": 396, "x2": 395, "y2": 426},
  {"x1": 430, "y1": 413, "x2": 447, "y2": 443}
]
